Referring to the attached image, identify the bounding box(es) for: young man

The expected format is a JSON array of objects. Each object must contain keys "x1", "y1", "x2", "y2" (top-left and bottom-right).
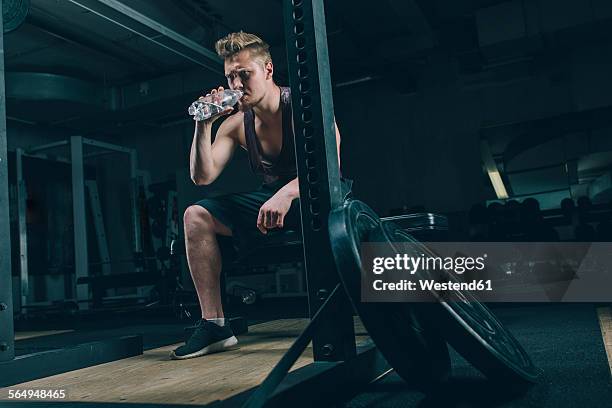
[{"x1": 171, "y1": 32, "x2": 350, "y2": 359}]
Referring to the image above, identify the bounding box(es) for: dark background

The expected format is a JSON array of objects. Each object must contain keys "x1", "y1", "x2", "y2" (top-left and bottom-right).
[{"x1": 5, "y1": 0, "x2": 612, "y2": 297}]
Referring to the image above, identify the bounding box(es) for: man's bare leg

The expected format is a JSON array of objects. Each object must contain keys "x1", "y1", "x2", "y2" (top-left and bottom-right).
[
  {"x1": 171, "y1": 206, "x2": 237, "y2": 359},
  {"x1": 183, "y1": 205, "x2": 232, "y2": 319}
]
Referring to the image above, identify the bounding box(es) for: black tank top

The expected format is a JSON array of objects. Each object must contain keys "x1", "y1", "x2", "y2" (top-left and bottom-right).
[{"x1": 244, "y1": 86, "x2": 296, "y2": 184}]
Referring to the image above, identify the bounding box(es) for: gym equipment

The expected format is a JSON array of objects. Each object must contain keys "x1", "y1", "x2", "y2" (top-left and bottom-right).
[
  {"x1": 239, "y1": 2, "x2": 393, "y2": 406},
  {"x1": 2, "y1": 0, "x2": 29, "y2": 33},
  {"x1": 220, "y1": 212, "x2": 447, "y2": 302},
  {"x1": 13, "y1": 137, "x2": 142, "y2": 314},
  {"x1": 378, "y1": 218, "x2": 542, "y2": 383},
  {"x1": 243, "y1": 197, "x2": 541, "y2": 403},
  {"x1": 242, "y1": 1, "x2": 538, "y2": 405},
  {"x1": 382, "y1": 213, "x2": 450, "y2": 241},
  {"x1": 0, "y1": 7, "x2": 13, "y2": 364},
  {"x1": 329, "y1": 199, "x2": 451, "y2": 389},
  {"x1": 1, "y1": 335, "x2": 143, "y2": 388},
  {"x1": 243, "y1": 197, "x2": 540, "y2": 407}
]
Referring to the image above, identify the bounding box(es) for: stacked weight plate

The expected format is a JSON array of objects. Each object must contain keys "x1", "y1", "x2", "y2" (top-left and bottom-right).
[
  {"x1": 329, "y1": 199, "x2": 541, "y2": 390},
  {"x1": 3, "y1": 0, "x2": 29, "y2": 33},
  {"x1": 329, "y1": 200, "x2": 451, "y2": 391}
]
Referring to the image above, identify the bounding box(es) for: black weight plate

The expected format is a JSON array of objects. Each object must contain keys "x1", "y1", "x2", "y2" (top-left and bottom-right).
[
  {"x1": 379, "y1": 219, "x2": 541, "y2": 383},
  {"x1": 329, "y1": 200, "x2": 451, "y2": 390},
  {"x1": 3, "y1": 0, "x2": 29, "y2": 33}
]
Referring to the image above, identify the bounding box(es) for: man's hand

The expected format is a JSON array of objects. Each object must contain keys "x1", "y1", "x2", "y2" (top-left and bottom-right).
[
  {"x1": 197, "y1": 86, "x2": 234, "y2": 125},
  {"x1": 257, "y1": 192, "x2": 294, "y2": 234}
]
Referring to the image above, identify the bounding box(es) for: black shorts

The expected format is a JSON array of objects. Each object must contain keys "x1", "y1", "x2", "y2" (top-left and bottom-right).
[{"x1": 195, "y1": 177, "x2": 353, "y2": 246}]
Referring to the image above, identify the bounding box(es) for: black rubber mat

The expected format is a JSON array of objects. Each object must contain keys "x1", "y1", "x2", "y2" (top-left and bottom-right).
[{"x1": 344, "y1": 303, "x2": 612, "y2": 408}]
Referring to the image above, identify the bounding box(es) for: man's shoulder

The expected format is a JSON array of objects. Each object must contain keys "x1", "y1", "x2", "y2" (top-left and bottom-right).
[{"x1": 218, "y1": 111, "x2": 244, "y2": 139}]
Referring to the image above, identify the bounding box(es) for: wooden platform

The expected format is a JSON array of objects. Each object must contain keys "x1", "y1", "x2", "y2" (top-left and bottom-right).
[
  {"x1": 1, "y1": 318, "x2": 368, "y2": 405},
  {"x1": 597, "y1": 307, "x2": 612, "y2": 377}
]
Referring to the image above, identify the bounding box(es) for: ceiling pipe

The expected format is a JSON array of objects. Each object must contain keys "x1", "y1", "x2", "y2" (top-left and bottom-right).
[
  {"x1": 26, "y1": 10, "x2": 161, "y2": 73},
  {"x1": 67, "y1": 0, "x2": 223, "y2": 74},
  {"x1": 5, "y1": 72, "x2": 105, "y2": 106},
  {"x1": 481, "y1": 140, "x2": 509, "y2": 199}
]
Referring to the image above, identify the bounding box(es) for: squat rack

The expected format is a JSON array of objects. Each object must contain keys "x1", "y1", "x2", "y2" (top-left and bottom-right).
[
  {"x1": 13, "y1": 136, "x2": 141, "y2": 314},
  {"x1": 238, "y1": 0, "x2": 393, "y2": 405},
  {"x1": 0, "y1": 2, "x2": 14, "y2": 363}
]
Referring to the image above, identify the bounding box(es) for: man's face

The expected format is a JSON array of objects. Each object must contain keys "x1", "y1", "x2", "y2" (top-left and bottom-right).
[{"x1": 224, "y1": 50, "x2": 272, "y2": 110}]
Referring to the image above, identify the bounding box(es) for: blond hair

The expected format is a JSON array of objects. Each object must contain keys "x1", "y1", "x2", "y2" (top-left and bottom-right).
[{"x1": 215, "y1": 31, "x2": 272, "y2": 65}]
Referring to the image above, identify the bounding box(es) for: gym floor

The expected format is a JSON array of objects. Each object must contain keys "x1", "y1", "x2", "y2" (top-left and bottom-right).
[
  {"x1": 346, "y1": 304, "x2": 612, "y2": 408},
  {"x1": 4, "y1": 302, "x2": 611, "y2": 407}
]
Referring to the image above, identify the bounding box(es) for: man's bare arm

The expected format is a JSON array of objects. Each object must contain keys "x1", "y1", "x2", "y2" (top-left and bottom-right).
[
  {"x1": 335, "y1": 120, "x2": 341, "y2": 169},
  {"x1": 257, "y1": 120, "x2": 343, "y2": 233},
  {"x1": 276, "y1": 177, "x2": 300, "y2": 200},
  {"x1": 189, "y1": 117, "x2": 238, "y2": 185}
]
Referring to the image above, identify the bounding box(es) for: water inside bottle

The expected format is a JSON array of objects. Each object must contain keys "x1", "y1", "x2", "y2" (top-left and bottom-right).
[{"x1": 188, "y1": 90, "x2": 243, "y2": 121}]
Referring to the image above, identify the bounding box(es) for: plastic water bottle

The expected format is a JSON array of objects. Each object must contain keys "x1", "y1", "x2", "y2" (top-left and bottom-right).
[{"x1": 188, "y1": 89, "x2": 243, "y2": 121}]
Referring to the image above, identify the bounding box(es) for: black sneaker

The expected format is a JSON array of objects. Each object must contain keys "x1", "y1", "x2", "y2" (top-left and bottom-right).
[{"x1": 170, "y1": 319, "x2": 238, "y2": 360}]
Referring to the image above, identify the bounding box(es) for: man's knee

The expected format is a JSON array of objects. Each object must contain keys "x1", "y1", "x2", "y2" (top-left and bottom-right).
[
  {"x1": 184, "y1": 205, "x2": 215, "y2": 237},
  {"x1": 183, "y1": 205, "x2": 231, "y2": 237}
]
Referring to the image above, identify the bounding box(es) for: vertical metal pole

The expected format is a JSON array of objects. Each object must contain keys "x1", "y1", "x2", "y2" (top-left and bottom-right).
[
  {"x1": 15, "y1": 148, "x2": 28, "y2": 314},
  {"x1": 130, "y1": 150, "x2": 142, "y2": 254},
  {"x1": 71, "y1": 136, "x2": 89, "y2": 309},
  {"x1": 165, "y1": 191, "x2": 177, "y2": 248},
  {"x1": 283, "y1": 0, "x2": 356, "y2": 361},
  {"x1": 0, "y1": 4, "x2": 16, "y2": 362},
  {"x1": 85, "y1": 180, "x2": 111, "y2": 276}
]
